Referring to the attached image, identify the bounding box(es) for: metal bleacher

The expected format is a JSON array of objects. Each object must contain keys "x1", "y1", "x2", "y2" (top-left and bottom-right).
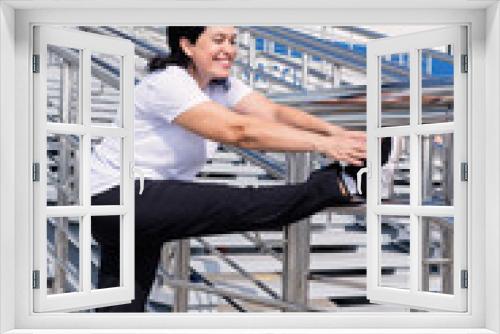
[{"x1": 45, "y1": 25, "x2": 454, "y2": 312}]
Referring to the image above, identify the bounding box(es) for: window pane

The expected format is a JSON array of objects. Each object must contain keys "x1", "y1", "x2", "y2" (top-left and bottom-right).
[
  {"x1": 380, "y1": 53, "x2": 410, "y2": 127},
  {"x1": 379, "y1": 215, "x2": 410, "y2": 290},
  {"x1": 421, "y1": 45, "x2": 454, "y2": 124},
  {"x1": 47, "y1": 45, "x2": 80, "y2": 124},
  {"x1": 91, "y1": 215, "x2": 121, "y2": 290},
  {"x1": 47, "y1": 217, "x2": 80, "y2": 294},
  {"x1": 90, "y1": 136, "x2": 122, "y2": 204},
  {"x1": 380, "y1": 136, "x2": 410, "y2": 205},
  {"x1": 91, "y1": 53, "x2": 122, "y2": 127},
  {"x1": 47, "y1": 133, "x2": 80, "y2": 206},
  {"x1": 421, "y1": 133, "x2": 453, "y2": 206},
  {"x1": 421, "y1": 217, "x2": 454, "y2": 294}
]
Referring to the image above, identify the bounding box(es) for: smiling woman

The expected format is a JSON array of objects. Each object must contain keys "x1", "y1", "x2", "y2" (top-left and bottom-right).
[
  {"x1": 89, "y1": 25, "x2": 366, "y2": 312},
  {"x1": 0, "y1": 1, "x2": 496, "y2": 330}
]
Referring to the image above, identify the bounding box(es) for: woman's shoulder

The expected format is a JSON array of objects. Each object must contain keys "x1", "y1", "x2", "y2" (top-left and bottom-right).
[
  {"x1": 147, "y1": 65, "x2": 190, "y2": 82},
  {"x1": 139, "y1": 66, "x2": 199, "y2": 93}
]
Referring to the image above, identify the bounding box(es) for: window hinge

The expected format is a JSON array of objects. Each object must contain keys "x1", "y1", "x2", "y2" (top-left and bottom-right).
[
  {"x1": 33, "y1": 270, "x2": 40, "y2": 289},
  {"x1": 32, "y1": 55, "x2": 40, "y2": 73},
  {"x1": 461, "y1": 162, "x2": 468, "y2": 182},
  {"x1": 461, "y1": 54, "x2": 468, "y2": 73},
  {"x1": 461, "y1": 270, "x2": 468, "y2": 289},
  {"x1": 33, "y1": 163, "x2": 40, "y2": 182}
]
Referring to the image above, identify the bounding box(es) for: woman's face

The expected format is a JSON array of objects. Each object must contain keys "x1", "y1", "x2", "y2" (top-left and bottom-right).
[{"x1": 181, "y1": 26, "x2": 238, "y2": 80}]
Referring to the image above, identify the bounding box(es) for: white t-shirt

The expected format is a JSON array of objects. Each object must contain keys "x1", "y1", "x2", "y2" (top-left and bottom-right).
[{"x1": 91, "y1": 66, "x2": 253, "y2": 195}]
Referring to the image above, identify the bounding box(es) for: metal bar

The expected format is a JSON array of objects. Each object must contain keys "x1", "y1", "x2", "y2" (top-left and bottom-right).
[
  {"x1": 224, "y1": 145, "x2": 286, "y2": 179},
  {"x1": 302, "y1": 53, "x2": 308, "y2": 89},
  {"x1": 442, "y1": 219, "x2": 453, "y2": 294},
  {"x1": 444, "y1": 134, "x2": 454, "y2": 205},
  {"x1": 196, "y1": 237, "x2": 280, "y2": 300},
  {"x1": 282, "y1": 153, "x2": 311, "y2": 309},
  {"x1": 188, "y1": 267, "x2": 246, "y2": 312},
  {"x1": 421, "y1": 219, "x2": 430, "y2": 292},
  {"x1": 422, "y1": 135, "x2": 432, "y2": 204},
  {"x1": 164, "y1": 279, "x2": 315, "y2": 312},
  {"x1": 242, "y1": 232, "x2": 283, "y2": 262},
  {"x1": 53, "y1": 60, "x2": 72, "y2": 294},
  {"x1": 249, "y1": 33, "x2": 256, "y2": 89},
  {"x1": 173, "y1": 239, "x2": 190, "y2": 312}
]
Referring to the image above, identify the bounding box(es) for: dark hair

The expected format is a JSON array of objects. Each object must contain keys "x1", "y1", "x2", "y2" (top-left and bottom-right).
[{"x1": 148, "y1": 26, "x2": 206, "y2": 72}]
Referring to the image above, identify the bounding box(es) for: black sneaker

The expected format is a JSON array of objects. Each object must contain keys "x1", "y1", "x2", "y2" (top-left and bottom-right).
[{"x1": 317, "y1": 137, "x2": 392, "y2": 200}]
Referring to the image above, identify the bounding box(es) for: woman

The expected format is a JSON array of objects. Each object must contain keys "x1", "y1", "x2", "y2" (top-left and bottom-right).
[{"x1": 90, "y1": 26, "x2": 366, "y2": 312}]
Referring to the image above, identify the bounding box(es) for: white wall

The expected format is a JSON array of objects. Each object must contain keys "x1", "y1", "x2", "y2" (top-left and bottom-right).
[
  {"x1": 485, "y1": 2, "x2": 500, "y2": 333},
  {"x1": 0, "y1": 2, "x2": 16, "y2": 333}
]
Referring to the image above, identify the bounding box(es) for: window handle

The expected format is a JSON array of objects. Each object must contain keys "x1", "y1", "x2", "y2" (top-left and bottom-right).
[
  {"x1": 130, "y1": 163, "x2": 145, "y2": 195},
  {"x1": 135, "y1": 168, "x2": 145, "y2": 195},
  {"x1": 357, "y1": 167, "x2": 367, "y2": 195}
]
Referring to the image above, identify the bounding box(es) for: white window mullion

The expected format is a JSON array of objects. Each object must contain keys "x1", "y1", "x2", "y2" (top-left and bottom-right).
[
  {"x1": 81, "y1": 48, "x2": 92, "y2": 293},
  {"x1": 80, "y1": 215, "x2": 91, "y2": 292},
  {"x1": 366, "y1": 46, "x2": 380, "y2": 294},
  {"x1": 373, "y1": 205, "x2": 454, "y2": 217},
  {"x1": 46, "y1": 123, "x2": 127, "y2": 137},
  {"x1": 33, "y1": 27, "x2": 50, "y2": 311},
  {"x1": 375, "y1": 126, "x2": 411, "y2": 138},
  {"x1": 453, "y1": 26, "x2": 468, "y2": 303},
  {"x1": 373, "y1": 205, "x2": 411, "y2": 216},
  {"x1": 413, "y1": 206, "x2": 455, "y2": 216},
  {"x1": 46, "y1": 205, "x2": 127, "y2": 217},
  {"x1": 121, "y1": 51, "x2": 135, "y2": 294},
  {"x1": 409, "y1": 47, "x2": 420, "y2": 293},
  {"x1": 415, "y1": 122, "x2": 454, "y2": 135}
]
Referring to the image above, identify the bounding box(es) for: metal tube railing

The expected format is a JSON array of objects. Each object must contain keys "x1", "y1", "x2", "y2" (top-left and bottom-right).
[
  {"x1": 195, "y1": 237, "x2": 280, "y2": 300},
  {"x1": 282, "y1": 153, "x2": 312, "y2": 309},
  {"x1": 173, "y1": 240, "x2": 190, "y2": 312}
]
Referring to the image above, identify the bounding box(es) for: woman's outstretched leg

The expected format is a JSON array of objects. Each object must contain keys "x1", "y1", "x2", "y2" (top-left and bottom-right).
[
  {"x1": 139, "y1": 164, "x2": 350, "y2": 241},
  {"x1": 90, "y1": 164, "x2": 350, "y2": 312}
]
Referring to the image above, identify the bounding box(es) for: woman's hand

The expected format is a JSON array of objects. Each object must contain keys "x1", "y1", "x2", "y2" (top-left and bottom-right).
[{"x1": 316, "y1": 130, "x2": 367, "y2": 166}]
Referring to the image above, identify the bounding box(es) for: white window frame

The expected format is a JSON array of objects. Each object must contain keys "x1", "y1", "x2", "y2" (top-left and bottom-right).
[
  {"x1": 33, "y1": 26, "x2": 136, "y2": 312},
  {"x1": 366, "y1": 26, "x2": 468, "y2": 312},
  {"x1": 0, "y1": 1, "x2": 499, "y2": 333}
]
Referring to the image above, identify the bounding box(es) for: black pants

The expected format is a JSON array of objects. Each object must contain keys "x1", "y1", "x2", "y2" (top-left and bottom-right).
[{"x1": 90, "y1": 165, "x2": 349, "y2": 312}]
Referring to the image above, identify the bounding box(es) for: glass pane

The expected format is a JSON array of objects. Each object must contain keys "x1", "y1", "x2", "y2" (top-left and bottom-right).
[
  {"x1": 91, "y1": 53, "x2": 122, "y2": 127},
  {"x1": 47, "y1": 45, "x2": 80, "y2": 124},
  {"x1": 379, "y1": 215, "x2": 410, "y2": 290},
  {"x1": 380, "y1": 136, "x2": 410, "y2": 205},
  {"x1": 47, "y1": 217, "x2": 80, "y2": 294},
  {"x1": 380, "y1": 53, "x2": 410, "y2": 127},
  {"x1": 421, "y1": 217, "x2": 454, "y2": 294},
  {"x1": 47, "y1": 133, "x2": 80, "y2": 206},
  {"x1": 421, "y1": 45, "x2": 454, "y2": 124},
  {"x1": 90, "y1": 136, "x2": 122, "y2": 204},
  {"x1": 91, "y1": 215, "x2": 121, "y2": 289},
  {"x1": 421, "y1": 133, "x2": 453, "y2": 206}
]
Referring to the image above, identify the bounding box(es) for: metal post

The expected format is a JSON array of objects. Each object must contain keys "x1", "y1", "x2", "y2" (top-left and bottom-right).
[
  {"x1": 422, "y1": 135, "x2": 432, "y2": 203},
  {"x1": 320, "y1": 26, "x2": 329, "y2": 88},
  {"x1": 282, "y1": 153, "x2": 311, "y2": 310},
  {"x1": 54, "y1": 60, "x2": 71, "y2": 293},
  {"x1": 301, "y1": 54, "x2": 309, "y2": 90},
  {"x1": 248, "y1": 33, "x2": 256, "y2": 89},
  {"x1": 159, "y1": 243, "x2": 174, "y2": 286},
  {"x1": 444, "y1": 134, "x2": 454, "y2": 205},
  {"x1": 421, "y1": 220, "x2": 430, "y2": 292},
  {"x1": 173, "y1": 239, "x2": 190, "y2": 312},
  {"x1": 442, "y1": 219, "x2": 453, "y2": 294},
  {"x1": 331, "y1": 63, "x2": 341, "y2": 88}
]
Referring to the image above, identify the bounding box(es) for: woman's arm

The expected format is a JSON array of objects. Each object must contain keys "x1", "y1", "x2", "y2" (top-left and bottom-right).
[
  {"x1": 233, "y1": 91, "x2": 365, "y2": 140},
  {"x1": 174, "y1": 101, "x2": 366, "y2": 165}
]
